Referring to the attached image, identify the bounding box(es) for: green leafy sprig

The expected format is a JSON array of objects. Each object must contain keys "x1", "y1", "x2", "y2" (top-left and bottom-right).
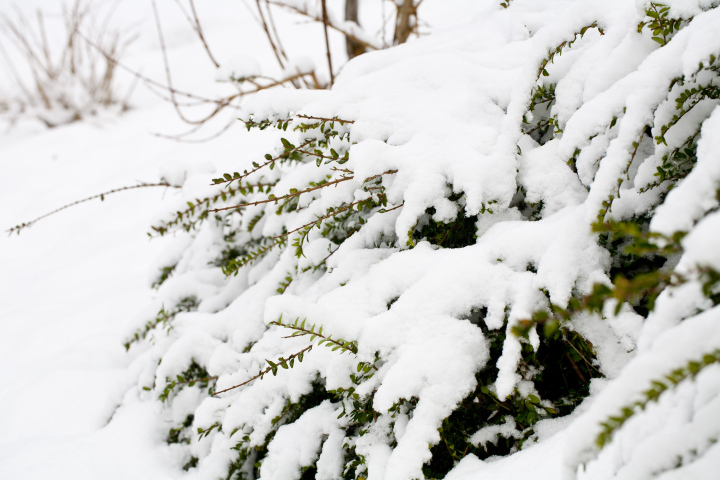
[
  {"x1": 150, "y1": 180, "x2": 277, "y2": 236},
  {"x1": 596, "y1": 133, "x2": 644, "y2": 223},
  {"x1": 596, "y1": 350, "x2": 720, "y2": 448},
  {"x1": 536, "y1": 22, "x2": 603, "y2": 80},
  {"x1": 223, "y1": 238, "x2": 287, "y2": 276},
  {"x1": 213, "y1": 343, "x2": 314, "y2": 396},
  {"x1": 637, "y1": 3, "x2": 684, "y2": 46},
  {"x1": 211, "y1": 139, "x2": 314, "y2": 188},
  {"x1": 124, "y1": 296, "x2": 198, "y2": 350},
  {"x1": 270, "y1": 316, "x2": 361, "y2": 355}
]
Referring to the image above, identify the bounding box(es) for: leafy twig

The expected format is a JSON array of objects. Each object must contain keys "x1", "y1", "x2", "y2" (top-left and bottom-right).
[
  {"x1": 9, "y1": 182, "x2": 179, "y2": 235},
  {"x1": 210, "y1": 176, "x2": 354, "y2": 213},
  {"x1": 212, "y1": 344, "x2": 314, "y2": 395}
]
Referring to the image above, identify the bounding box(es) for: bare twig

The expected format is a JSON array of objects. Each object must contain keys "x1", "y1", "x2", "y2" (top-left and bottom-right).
[
  {"x1": 362, "y1": 169, "x2": 398, "y2": 183},
  {"x1": 267, "y1": 0, "x2": 379, "y2": 52},
  {"x1": 152, "y1": 116, "x2": 238, "y2": 143},
  {"x1": 320, "y1": 0, "x2": 334, "y2": 86},
  {"x1": 565, "y1": 352, "x2": 588, "y2": 384},
  {"x1": 564, "y1": 336, "x2": 603, "y2": 376},
  {"x1": 172, "y1": 0, "x2": 220, "y2": 68},
  {"x1": 263, "y1": 1, "x2": 290, "y2": 69},
  {"x1": 297, "y1": 114, "x2": 354, "y2": 124},
  {"x1": 380, "y1": 203, "x2": 404, "y2": 213},
  {"x1": 8, "y1": 182, "x2": 179, "y2": 235},
  {"x1": 151, "y1": 0, "x2": 197, "y2": 125},
  {"x1": 77, "y1": 30, "x2": 228, "y2": 105},
  {"x1": 256, "y1": 0, "x2": 287, "y2": 69}
]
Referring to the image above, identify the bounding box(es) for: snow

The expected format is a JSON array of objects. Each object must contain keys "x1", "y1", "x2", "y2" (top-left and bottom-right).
[{"x1": 3, "y1": 0, "x2": 720, "y2": 479}]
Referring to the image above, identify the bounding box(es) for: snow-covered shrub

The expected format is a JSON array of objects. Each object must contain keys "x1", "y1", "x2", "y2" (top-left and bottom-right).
[{"x1": 125, "y1": 0, "x2": 720, "y2": 479}]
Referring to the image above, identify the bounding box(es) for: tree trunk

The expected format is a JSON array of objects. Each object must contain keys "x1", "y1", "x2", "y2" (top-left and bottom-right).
[
  {"x1": 393, "y1": 0, "x2": 416, "y2": 45},
  {"x1": 345, "y1": 0, "x2": 365, "y2": 59}
]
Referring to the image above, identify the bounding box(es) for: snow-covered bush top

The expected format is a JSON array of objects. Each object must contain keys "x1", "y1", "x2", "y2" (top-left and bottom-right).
[{"x1": 125, "y1": 1, "x2": 720, "y2": 479}]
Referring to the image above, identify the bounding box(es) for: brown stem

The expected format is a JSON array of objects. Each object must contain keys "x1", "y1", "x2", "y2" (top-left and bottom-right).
[
  {"x1": 344, "y1": 0, "x2": 365, "y2": 59},
  {"x1": 9, "y1": 182, "x2": 179, "y2": 235},
  {"x1": 297, "y1": 114, "x2": 354, "y2": 124},
  {"x1": 565, "y1": 352, "x2": 588, "y2": 384},
  {"x1": 523, "y1": 118, "x2": 554, "y2": 136},
  {"x1": 151, "y1": 0, "x2": 188, "y2": 124},
  {"x1": 172, "y1": 375, "x2": 218, "y2": 386},
  {"x1": 381, "y1": 203, "x2": 404, "y2": 213},
  {"x1": 264, "y1": 0, "x2": 300, "y2": 88},
  {"x1": 296, "y1": 148, "x2": 341, "y2": 161},
  {"x1": 564, "y1": 336, "x2": 602, "y2": 376},
  {"x1": 320, "y1": 0, "x2": 334, "y2": 87},
  {"x1": 256, "y1": 0, "x2": 286, "y2": 69},
  {"x1": 152, "y1": 115, "x2": 237, "y2": 143},
  {"x1": 172, "y1": 0, "x2": 220, "y2": 68},
  {"x1": 187, "y1": 0, "x2": 220, "y2": 68},
  {"x1": 363, "y1": 169, "x2": 398, "y2": 182},
  {"x1": 393, "y1": 0, "x2": 416, "y2": 45},
  {"x1": 267, "y1": 1, "x2": 378, "y2": 52}
]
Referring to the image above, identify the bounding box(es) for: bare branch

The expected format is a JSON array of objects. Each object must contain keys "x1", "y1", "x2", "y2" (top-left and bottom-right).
[
  {"x1": 8, "y1": 182, "x2": 179, "y2": 235},
  {"x1": 172, "y1": 0, "x2": 220, "y2": 68},
  {"x1": 266, "y1": 0, "x2": 380, "y2": 52},
  {"x1": 256, "y1": 0, "x2": 287, "y2": 70},
  {"x1": 320, "y1": 0, "x2": 334, "y2": 86}
]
